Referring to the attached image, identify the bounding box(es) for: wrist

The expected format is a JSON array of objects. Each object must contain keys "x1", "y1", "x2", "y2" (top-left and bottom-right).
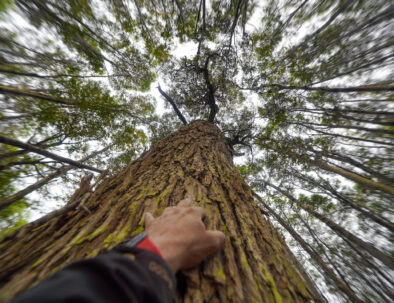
[
  {"x1": 136, "y1": 235, "x2": 163, "y2": 258},
  {"x1": 148, "y1": 235, "x2": 181, "y2": 273}
]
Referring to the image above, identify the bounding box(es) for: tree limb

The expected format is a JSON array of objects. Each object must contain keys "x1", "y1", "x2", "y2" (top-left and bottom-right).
[
  {"x1": 0, "y1": 135, "x2": 103, "y2": 173},
  {"x1": 0, "y1": 114, "x2": 32, "y2": 121},
  {"x1": 0, "y1": 134, "x2": 63, "y2": 161},
  {"x1": 228, "y1": 0, "x2": 243, "y2": 46},
  {"x1": 157, "y1": 84, "x2": 188, "y2": 125},
  {"x1": 249, "y1": 83, "x2": 394, "y2": 93},
  {"x1": 0, "y1": 84, "x2": 72, "y2": 105},
  {"x1": 0, "y1": 85, "x2": 146, "y2": 122},
  {"x1": 0, "y1": 145, "x2": 113, "y2": 210},
  {"x1": 201, "y1": 55, "x2": 218, "y2": 122}
]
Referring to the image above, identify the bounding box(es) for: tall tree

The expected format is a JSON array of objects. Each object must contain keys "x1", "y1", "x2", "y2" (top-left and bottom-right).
[
  {"x1": 0, "y1": 0, "x2": 393, "y2": 302},
  {"x1": 0, "y1": 121, "x2": 321, "y2": 302}
]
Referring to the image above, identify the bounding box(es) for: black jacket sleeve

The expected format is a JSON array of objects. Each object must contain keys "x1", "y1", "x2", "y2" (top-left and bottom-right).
[{"x1": 11, "y1": 248, "x2": 176, "y2": 303}]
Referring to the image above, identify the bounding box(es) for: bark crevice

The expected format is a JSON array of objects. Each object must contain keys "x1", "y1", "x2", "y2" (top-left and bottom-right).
[{"x1": 0, "y1": 120, "x2": 318, "y2": 302}]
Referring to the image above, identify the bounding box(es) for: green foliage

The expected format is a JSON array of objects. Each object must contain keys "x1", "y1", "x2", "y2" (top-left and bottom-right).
[
  {"x1": 0, "y1": 0, "x2": 12, "y2": 13},
  {"x1": 0, "y1": 0, "x2": 393, "y2": 301},
  {"x1": 0, "y1": 199, "x2": 30, "y2": 240}
]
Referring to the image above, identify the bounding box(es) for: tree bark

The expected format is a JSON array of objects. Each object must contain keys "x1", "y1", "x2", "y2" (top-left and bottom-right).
[{"x1": 0, "y1": 121, "x2": 317, "y2": 302}]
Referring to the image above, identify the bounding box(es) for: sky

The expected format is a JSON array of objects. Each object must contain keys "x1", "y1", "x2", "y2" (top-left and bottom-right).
[{"x1": 1, "y1": 2, "x2": 392, "y2": 301}]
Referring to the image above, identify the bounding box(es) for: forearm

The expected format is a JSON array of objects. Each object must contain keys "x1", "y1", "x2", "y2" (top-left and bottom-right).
[{"x1": 11, "y1": 248, "x2": 176, "y2": 303}]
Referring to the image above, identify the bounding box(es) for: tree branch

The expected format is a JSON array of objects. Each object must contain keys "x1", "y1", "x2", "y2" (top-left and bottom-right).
[
  {"x1": 0, "y1": 85, "x2": 146, "y2": 122},
  {"x1": 202, "y1": 54, "x2": 218, "y2": 122},
  {"x1": 0, "y1": 145, "x2": 113, "y2": 210},
  {"x1": 0, "y1": 85, "x2": 72, "y2": 105},
  {"x1": 157, "y1": 84, "x2": 188, "y2": 125},
  {"x1": 0, "y1": 135, "x2": 103, "y2": 173},
  {"x1": 284, "y1": 0, "x2": 356, "y2": 60},
  {"x1": 0, "y1": 114, "x2": 32, "y2": 121},
  {"x1": 228, "y1": 0, "x2": 243, "y2": 46},
  {"x1": 244, "y1": 83, "x2": 394, "y2": 93},
  {"x1": 0, "y1": 68, "x2": 135, "y2": 79},
  {"x1": 0, "y1": 134, "x2": 62, "y2": 161}
]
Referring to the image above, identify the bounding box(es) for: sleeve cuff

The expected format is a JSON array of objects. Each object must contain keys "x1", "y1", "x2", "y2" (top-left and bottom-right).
[{"x1": 136, "y1": 235, "x2": 163, "y2": 258}]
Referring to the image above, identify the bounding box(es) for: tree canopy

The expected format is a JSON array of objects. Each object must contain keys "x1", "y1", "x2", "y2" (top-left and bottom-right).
[{"x1": 0, "y1": 0, "x2": 393, "y2": 302}]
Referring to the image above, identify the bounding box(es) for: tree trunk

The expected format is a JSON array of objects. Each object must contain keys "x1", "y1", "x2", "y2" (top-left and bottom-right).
[
  {"x1": 311, "y1": 159, "x2": 394, "y2": 195},
  {"x1": 255, "y1": 194, "x2": 363, "y2": 303},
  {"x1": 293, "y1": 172, "x2": 394, "y2": 231},
  {"x1": 0, "y1": 121, "x2": 317, "y2": 302},
  {"x1": 264, "y1": 181, "x2": 394, "y2": 269}
]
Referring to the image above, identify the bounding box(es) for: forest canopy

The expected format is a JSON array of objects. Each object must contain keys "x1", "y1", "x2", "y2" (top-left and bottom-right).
[{"x1": 0, "y1": 0, "x2": 393, "y2": 302}]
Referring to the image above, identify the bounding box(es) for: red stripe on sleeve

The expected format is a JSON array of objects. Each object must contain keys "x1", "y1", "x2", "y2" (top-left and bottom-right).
[{"x1": 136, "y1": 235, "x2": 163, "y2": 258}]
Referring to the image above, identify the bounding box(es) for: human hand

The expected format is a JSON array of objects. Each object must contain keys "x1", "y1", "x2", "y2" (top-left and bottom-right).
[{"x1": 144, "y1": 198, "x2": 225, "y2": 273}]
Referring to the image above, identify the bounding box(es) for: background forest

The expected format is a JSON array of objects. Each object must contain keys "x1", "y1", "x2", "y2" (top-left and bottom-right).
[{"x1": 0, "y1": 0, "x2": 393, "y2": 302}]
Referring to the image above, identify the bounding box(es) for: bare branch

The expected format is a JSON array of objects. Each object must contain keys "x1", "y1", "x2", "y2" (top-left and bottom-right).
[
  {"x1": 0, "y1": 145, "x2": 113, "y2": 210},
  {"x1": 201, "y1": 55, "x2": 218, "y2": 122},
  {"x1": 249, "y1": 83, "x2": 394, "y2": 93},
  {"x1": 228, "y1": 0, "x2": 244, "y2": 46},
  {"x1": 157, "y1": 84, "x2": 188, "y2": 125},
  {"x1": 0, "y1": 135, "x2": 103, "y2": 173}
]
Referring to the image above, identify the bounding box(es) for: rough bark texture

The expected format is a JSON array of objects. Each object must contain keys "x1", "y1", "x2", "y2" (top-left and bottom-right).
[{"x1": 0, "y1": 121, "x2": 316, "y2": 302}]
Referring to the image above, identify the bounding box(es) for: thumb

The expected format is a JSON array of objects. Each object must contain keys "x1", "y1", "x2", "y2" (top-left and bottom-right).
[
  {"x1": 144, "y1": 212, "x2": 155, "y2": 228},
  {"x1": 205, "y1": 230, "x2": 225, "y2": 254}
]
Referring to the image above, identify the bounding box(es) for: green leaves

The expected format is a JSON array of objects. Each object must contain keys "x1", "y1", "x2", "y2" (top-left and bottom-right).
[
  {"x1": 0, "y1": 199, "x2": 30, "y2": 240},
  {"x1": 1, "y1": 1, "x2": 393, "y2": 301}
]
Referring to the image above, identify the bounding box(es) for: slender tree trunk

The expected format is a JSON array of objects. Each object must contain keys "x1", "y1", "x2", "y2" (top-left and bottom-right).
[
  {"x1": 0, "y1": 134, "x2": 62, "y2": 161},
  {"x1": 259, "y1": 83, "x2": 394, "y2": 93},
  {"x1": 306, "y1": 148, "x2": 393, "y2": 184},
  {"x1": 0, "y1": 84, "x2": 72, "y2": 105},
  {"x1": 265, "y1": 181, "x2": 394, "y2": 269},
  {"x1": 299, "y1": 126, "x2": 394, "y2": 147},
  {"x1": 0, "y1": 121, "x2": 317, "y2": 302},
  {"x1": 254, "y1": 193, "x2": 363, "y2": 303},
  {"x1": 292, "y1": 121, "x2": 394, "y2": 135},
  {"x1": 0, "y1": 114, "x2": 32, "y2": 121},
  {"x1": 316, "y1": 230, "x2": 392, "y2": 302},
  {"x1": 293, "y1": 172, "x2": 394, "y2": 230},
  {"x1": 311, "y1": 159, "x2": 394, "y2": 195}
]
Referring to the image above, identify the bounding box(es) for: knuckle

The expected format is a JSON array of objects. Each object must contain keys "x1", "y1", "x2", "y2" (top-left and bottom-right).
[
  {"x1": 184, "y1": 207, "x2": 195, "y2": 215},
  {"x1": 194, "y1": 206, "x2": 205, "y2": 213},
  {"x1": 163, "y1": 206, "x2": 177, "y2": 214}
]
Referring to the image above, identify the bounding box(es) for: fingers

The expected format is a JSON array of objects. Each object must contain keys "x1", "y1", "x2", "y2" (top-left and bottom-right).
[
  {"x1": 194, "y1": 206, "x2": 207, "y2": 221},
  {"x1": 204, "y1": 230, "x2": 225, "y2": 254},
  {"x1": 177, "y1": 197, "x2": 193, "y2": 207},
  {"x1": 144, "y1": 212, "x2": 155, "y2": 227},
  {"x1": 177, "y1": 198, "x2": 206, "y2": 220}
]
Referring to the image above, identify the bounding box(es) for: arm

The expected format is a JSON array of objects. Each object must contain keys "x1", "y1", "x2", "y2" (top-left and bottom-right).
[
  {"x1": 11, "y1": 246, "x2": 175, "y2": 303},
  {"x1": 12, "y1": 198, "x2": 225, "y2": 303}
]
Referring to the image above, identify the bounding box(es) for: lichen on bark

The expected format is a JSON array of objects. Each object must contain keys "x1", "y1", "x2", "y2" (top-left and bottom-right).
[{"x1": 0, "y1": 120, "x2": 319, "y2": 302}]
